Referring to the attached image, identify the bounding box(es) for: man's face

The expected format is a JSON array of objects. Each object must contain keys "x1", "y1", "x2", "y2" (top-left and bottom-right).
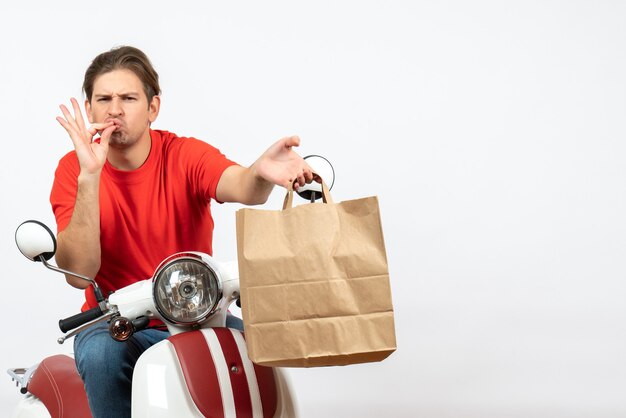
[{"x1": 86, "y1": 69, "x2": 159, "y2": 148}]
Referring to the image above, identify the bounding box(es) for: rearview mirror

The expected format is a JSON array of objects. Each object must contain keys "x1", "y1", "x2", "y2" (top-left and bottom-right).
[
  {"x1": 15, "y1": 220, "x2": 57, "y2": 262},
  {"x1": 296, "y1": 155, "x2": 335, "y2": 202}
]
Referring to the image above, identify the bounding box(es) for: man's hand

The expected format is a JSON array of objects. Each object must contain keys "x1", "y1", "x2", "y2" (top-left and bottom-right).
[
  {"x1": 216, "y1": 135, "x2": 320, "y2": 205},
  {"x1": 56, "y1": 97, "x2": 115, "y2": 177},
  {"x1": 54, "y1": 98, "x2": 110, "y2": 285},
  {"x1": 253, "y1": 135, "x2": 316, "y2": 190}
]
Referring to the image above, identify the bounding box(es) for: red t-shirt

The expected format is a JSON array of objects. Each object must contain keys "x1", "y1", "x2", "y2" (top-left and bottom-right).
[{"x1": 50, "y1": 129, "x2": 238, "y2": 310}]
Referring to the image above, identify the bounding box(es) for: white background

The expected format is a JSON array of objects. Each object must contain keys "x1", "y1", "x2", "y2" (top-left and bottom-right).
[{"x1": 1, "y1": 1, "x2": 625, "y2": 417}]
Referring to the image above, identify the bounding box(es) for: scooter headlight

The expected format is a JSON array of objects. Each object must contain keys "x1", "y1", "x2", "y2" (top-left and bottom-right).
[{"x1": 152, "y1": 253, "x2": 222, "y2": 325}]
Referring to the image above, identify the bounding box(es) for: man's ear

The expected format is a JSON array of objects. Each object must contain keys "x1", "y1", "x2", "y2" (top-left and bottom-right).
[
  {"x1": 85, "y1": 99, "x2": 93, "y2": 124},
  {"x1": 148, "y1": 95, "x2": 161, "y2": 123}
]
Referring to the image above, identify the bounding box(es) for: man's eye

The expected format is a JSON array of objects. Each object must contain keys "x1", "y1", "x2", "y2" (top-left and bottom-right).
[
  {"x1": 124, "y1": 97, "x2": 136, "y2": 101},
  {"x1": 97, "y1": 98, "x2": 109, "y2": 102}
]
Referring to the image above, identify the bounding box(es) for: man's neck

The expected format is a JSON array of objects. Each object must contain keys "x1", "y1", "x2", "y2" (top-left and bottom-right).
[{"x1": 107, "y1": 131, "x2": 152, "y2": 171}]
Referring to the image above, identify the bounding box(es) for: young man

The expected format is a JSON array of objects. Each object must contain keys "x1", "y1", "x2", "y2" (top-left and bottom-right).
[{"x1": 51, "y1": 45, "x2": 314, "y2": 418}]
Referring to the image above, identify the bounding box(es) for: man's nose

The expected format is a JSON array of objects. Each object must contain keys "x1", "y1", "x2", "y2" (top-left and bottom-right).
[{"x1": 107, "y1": 98, "x2": 123, "y2": 116}]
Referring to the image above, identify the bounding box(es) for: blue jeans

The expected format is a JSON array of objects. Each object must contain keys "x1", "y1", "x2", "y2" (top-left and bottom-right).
[{"x1": 74, "y1": 314, "x2": 244, "y2": 418}]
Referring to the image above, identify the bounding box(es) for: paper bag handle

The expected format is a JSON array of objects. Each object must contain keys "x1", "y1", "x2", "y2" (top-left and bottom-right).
[{"x1": 283, "y1": 174, "x2": 334, "y2": 210}]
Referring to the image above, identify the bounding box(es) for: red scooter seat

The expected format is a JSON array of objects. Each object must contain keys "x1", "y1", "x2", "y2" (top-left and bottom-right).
[{"x1": 28, "y1": 354, "x2": 92, "y2": 418}]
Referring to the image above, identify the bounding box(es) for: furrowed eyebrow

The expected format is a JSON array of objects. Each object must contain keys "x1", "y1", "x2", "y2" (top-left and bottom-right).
[{"x1": 93, "y1": 92, "x2": 140, "y2": 98}]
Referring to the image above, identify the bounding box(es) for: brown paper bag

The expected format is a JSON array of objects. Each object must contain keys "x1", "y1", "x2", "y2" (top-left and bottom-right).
[{"x1": 236, "y1": 181, "x2": 396, "y2": 367}]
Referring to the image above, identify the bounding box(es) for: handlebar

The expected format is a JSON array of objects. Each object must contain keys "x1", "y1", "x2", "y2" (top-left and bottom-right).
[{"x1": 59, "y1": 307, "x2": 104, "y2": 333}]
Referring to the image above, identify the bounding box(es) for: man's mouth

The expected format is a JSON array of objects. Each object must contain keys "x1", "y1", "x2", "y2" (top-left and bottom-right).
[{"x1": 106, "y1": 119, "x2": 123, "y2": 129}]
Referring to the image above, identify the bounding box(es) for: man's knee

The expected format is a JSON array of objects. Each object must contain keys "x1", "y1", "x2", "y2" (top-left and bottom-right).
[{"x1": 75, "y1": 328, "x2": 132, "y2": 376}]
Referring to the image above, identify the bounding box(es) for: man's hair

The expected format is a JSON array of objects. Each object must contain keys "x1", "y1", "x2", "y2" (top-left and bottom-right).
[{"x1": 83, "y1": 46, "x2": 161, "y2": 103}]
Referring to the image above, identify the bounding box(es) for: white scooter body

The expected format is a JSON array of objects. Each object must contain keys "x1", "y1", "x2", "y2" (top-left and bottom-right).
[{"x1": 132, "y1": 329, "x2": 297, "y2": 418}]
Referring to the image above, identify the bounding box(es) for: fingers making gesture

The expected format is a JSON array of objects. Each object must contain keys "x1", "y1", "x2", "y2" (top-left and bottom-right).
[{"x1": 56, "y1": 98, "x2": 116, "y2": 177}]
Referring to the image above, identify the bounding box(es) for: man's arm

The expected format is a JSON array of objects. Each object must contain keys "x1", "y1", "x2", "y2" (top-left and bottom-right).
[
  {"x1": 54, "y1": 98, "x2": 115, "y2": 288},
  {"x1": 216, "y1": 136, "x2": 314, "y2": 204},
  {"x1": 55, "y1": 174, "x2": 102, "y2": 288}
]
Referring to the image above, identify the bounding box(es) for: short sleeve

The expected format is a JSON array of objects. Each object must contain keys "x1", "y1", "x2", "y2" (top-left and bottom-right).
[
  {"x1": 49, "y1": 152, "x2": 80, "y2": 233},
  {"x1": 177, "y1": 137, "x2": 238, "y2": 203}
]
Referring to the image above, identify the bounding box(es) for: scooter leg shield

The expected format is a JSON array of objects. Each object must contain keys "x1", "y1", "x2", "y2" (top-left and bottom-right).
[{"x1": 132, "y1": 328, "x2": 295, "y2": 418}]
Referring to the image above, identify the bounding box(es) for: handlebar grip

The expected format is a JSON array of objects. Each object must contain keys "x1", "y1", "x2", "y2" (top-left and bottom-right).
[{"x1": 59, "y1": 307, "x2": 104, "y2": 333}]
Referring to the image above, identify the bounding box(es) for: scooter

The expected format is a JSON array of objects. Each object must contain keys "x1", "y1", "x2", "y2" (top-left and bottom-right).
[
  {"x1": 8, "y1": 220, "x2": 298, "y2": 418},
  {"x1": 8, "y1": 155, "x2": 334, "y2": 418}
]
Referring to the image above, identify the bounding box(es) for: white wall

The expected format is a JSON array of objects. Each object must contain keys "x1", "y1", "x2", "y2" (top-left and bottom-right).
[{"x1": 1, "y1": 1, "x2": 625, "y2": 417}]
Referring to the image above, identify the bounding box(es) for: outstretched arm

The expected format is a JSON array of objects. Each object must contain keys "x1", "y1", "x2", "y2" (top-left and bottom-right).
[
  {"x1": 216, "y1": 135, "x2": 315, "y2": 205},
  {"x1": 54, "y1": 98, "x2": 115, "y2": 288}
]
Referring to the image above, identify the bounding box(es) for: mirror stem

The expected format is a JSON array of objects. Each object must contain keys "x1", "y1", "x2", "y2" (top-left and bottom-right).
[{"x1": 37, "y1": 255, "x2": 105, "y2": 303}]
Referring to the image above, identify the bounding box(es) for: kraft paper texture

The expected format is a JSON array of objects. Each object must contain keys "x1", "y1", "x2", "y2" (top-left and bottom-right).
[{"x1": 236, "y1": 182, "x2": 396, "y2": 367}]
